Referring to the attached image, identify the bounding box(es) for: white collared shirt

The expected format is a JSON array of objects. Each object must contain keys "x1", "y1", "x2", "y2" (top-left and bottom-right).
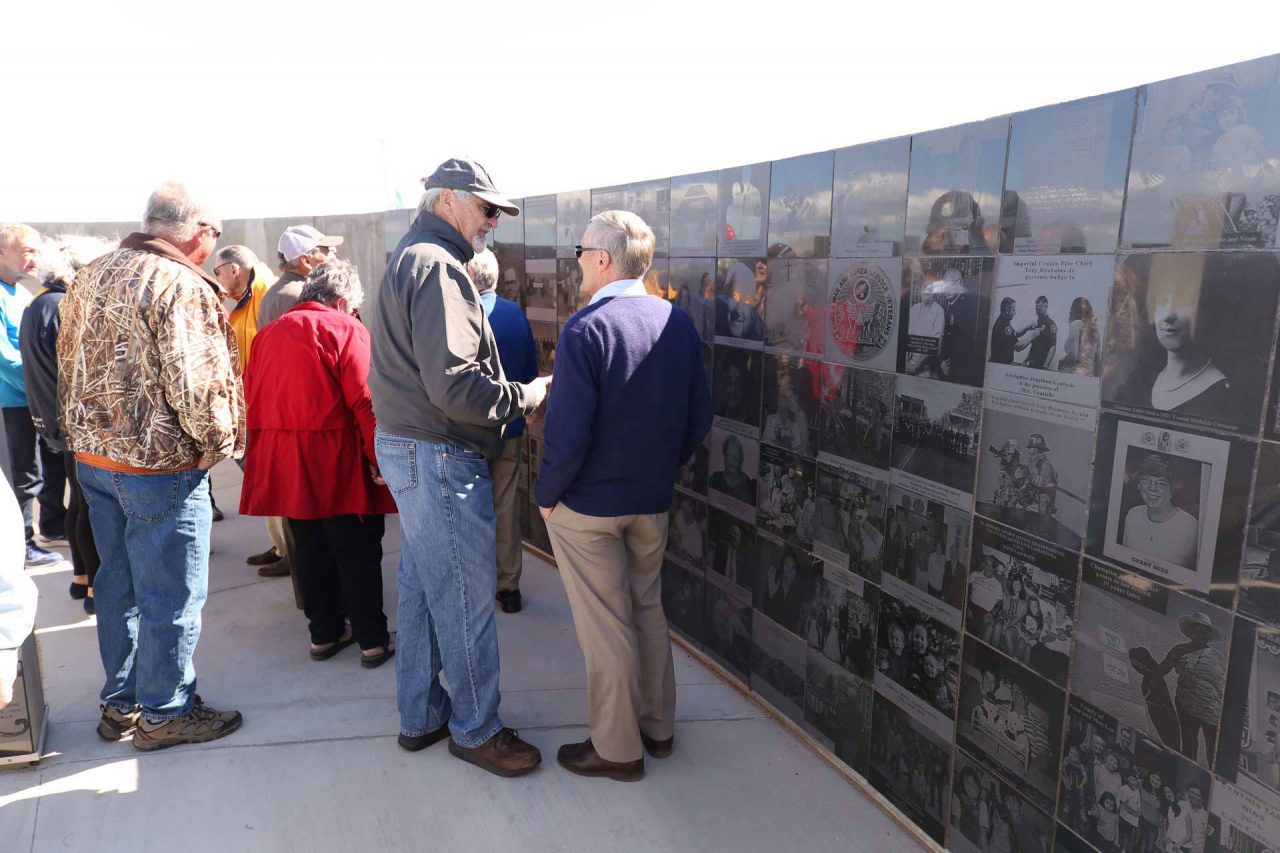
[{"x1": 588, "y1": 277, "x2": 649, "y2": 305}]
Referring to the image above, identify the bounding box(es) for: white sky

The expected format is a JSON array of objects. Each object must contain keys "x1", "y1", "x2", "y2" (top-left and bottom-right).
[{"x1": 3, "y1": 1, "x2": 1277, "y2": 223}]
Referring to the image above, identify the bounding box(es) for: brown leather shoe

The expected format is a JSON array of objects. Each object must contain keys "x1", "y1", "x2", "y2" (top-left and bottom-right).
[
  {"x1": 641, "y1": 731, "x2": 673, "y2": 758},
  {"x1": 557, "y1": 738, "x2": 644, "y2": 781},
  {"x1": 448, "y1": 727, "x2": 541, "y2": 777},
  {"x1": 257, "y1": 560, "x2": 291, "y2": 578},
  {"x1": 246, "y1": 546, "x2": 281, "y2": 566}
]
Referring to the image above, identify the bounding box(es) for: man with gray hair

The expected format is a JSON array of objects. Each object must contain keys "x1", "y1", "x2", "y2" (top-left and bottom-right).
[
  {"x1": 536, "y1": 210, "x2": 711, "y2": 781},
  {"x1": 58, "y1": 181, "x2": 245, "y2": 750},
  {"x1": 466, "y1": 248, "x2": 538, "y2": 614},
  {"x1": 258, "y1": 225, "x2": 343, "y2": 328},
  {"x1": 0, "y1": 223, "x2": 63, "y2": 568},
  {"x1": 369, "y1": 157, "x2": 550, "y2": 777}
]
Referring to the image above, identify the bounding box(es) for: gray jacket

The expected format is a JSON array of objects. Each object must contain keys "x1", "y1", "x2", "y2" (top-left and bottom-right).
[{"x1": 368, "y1": 211, "x2": 539, "y2": 459}]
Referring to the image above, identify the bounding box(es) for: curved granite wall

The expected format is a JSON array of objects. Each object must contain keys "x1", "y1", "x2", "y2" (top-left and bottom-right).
[{"x1": 497, "y1": 54, "x2": 1280, "y2": 853}]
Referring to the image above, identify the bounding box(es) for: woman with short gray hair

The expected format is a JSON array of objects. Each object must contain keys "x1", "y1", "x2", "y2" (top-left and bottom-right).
[{"x1": 239, "y1": 258, "x2": 397, "y2": 666}]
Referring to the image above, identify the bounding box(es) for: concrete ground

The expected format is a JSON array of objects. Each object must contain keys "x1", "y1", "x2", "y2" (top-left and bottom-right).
[{"x1": 0, "y1": 462, "x2": 923, "y2": 853}]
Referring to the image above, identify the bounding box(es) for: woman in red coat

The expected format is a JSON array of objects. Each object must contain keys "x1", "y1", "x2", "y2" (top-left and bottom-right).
[{"x1": 240, "y1": 259, "x2": 397, "y2": 667}]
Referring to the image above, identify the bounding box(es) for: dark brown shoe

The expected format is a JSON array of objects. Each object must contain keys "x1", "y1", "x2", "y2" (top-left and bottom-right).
[
  {"x1": 448, "y1": 727, "x2": 541, "y2": 777},
  {"x1": 246, "y1": 547, "x2": 281, "y2": 566},
  {"x1": 641, "y1": 731, "x2": 673, "y2": 758},
  {"x1": 398, "y1": 716, "x2": 450, "y2": 752},
  {"x1": 557, "y1": 738, "x2": 644, "y2": 781},
  {"x1": 257, "y1": 560, "x2": 290, "y2": 578}
]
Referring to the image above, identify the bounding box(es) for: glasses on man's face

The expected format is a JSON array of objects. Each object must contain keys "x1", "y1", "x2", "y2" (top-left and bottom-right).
[
  {"x1": 213, "y1": 262, "x2": 234, "y2": 277},
  {"x1": 469, "y1": 197, "x2": 501, "y2": 220},
  {"x1": 200, "y1": 222, "x2": 222, "y2": 239},
  {"x1": 575, "y1": 245, "x2": 609, "y2": 259}
]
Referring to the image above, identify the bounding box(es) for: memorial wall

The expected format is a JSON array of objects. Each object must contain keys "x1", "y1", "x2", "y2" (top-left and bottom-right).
[
  {"x1": 22, "y1": 51, "x2": 1280, "y2": 853},
  {"x1": 495, "y1": 54, "x2": 1280, "y2": 853}
]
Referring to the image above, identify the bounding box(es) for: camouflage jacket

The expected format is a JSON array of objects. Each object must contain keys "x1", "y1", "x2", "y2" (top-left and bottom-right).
[{"x1": 58, "y1": 233, "x2": 245, "y2": 470}]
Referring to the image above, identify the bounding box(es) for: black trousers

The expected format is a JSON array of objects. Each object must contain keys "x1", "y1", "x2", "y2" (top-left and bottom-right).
[
  {"x1": 63, "y1": 451, "x2": 99, "y2": 583},
  {"x1": 3, "y1": 406, "x2": 40, "y2": 547},
  {"x1": 288, "y1": 514, "x2": 389, "y2": 650},
  {"x1": 37, "y1": 436, "x2": 66, "y2": 535}
]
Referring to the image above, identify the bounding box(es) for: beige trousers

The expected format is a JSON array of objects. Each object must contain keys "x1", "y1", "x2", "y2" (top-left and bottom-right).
[
  {"x1": 490, "y1": 438, "x2": 523, "y2": 592},
  {"x1": 545, "y1": 503, "x2": 676, "y2": 762}
]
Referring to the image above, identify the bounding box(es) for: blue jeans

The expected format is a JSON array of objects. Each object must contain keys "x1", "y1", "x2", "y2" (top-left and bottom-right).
[
  {"x1": 77, "y1": 462, "x2": 212, "y2": 720},
  {"x1": 375, "y1": 431, "x2": 503, "y2": 748}
]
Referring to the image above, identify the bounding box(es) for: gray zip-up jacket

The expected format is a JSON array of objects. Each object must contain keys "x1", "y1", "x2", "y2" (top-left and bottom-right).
[{"x1": 368, "y1": 211, "x2": 541, "y2": 459}]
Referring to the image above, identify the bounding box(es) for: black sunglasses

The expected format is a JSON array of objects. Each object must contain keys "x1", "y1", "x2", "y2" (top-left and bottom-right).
[
  {"x1": 575, "y1": 245, "x2": 609, "y2": 259},
  {"x1": 476, "y1": 199, "x2": 502, "y2": 220},
  {"x1": 200, "y1": 222, "x2": 222, "y2": 239}
]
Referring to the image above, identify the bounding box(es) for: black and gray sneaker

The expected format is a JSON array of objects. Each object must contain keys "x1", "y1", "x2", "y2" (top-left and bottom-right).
[
  {"x1": 97, "y1": 705, "x2": 142, "y2": 741},
  {"x1": 132, "y1": 699, "x2": 243, "y2": 751}
]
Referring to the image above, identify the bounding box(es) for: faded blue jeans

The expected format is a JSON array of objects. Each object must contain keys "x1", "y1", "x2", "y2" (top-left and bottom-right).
[
  {"x1": 375, "y1": 430, "x2": 504, "y2": 748},
  {"x1": 77, "y1": 462, "x2": 212, "y2": 720}
]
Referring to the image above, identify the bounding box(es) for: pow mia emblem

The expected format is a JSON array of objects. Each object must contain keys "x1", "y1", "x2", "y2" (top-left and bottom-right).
[{"x1": 829, "y1": 262, "x2": 894, "y2": 362}]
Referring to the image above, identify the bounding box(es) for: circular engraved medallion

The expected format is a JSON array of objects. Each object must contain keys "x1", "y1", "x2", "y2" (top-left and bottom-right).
[{"x1": 829, "y1": 262, "x2": 895, "y2": 361}]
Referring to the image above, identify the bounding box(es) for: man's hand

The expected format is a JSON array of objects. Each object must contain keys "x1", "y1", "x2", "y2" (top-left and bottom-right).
[
  {"x1": 0, "y1": 650, "x2": 17, "y2": 710},
  {"x1": 528, "y1": 373, "x2": 553, "y2": 401},
  {"x1": 539, "y1": 504, "x2": 555, "y2": 521},
  {"x1": 369, "y1": 463, "x2": 386, "y2": 486}
]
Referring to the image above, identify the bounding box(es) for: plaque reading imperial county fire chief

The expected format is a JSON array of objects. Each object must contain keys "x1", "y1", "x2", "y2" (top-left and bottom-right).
[{"x1": 987, "y1": 254, "x2": 1114, "y2": 407}]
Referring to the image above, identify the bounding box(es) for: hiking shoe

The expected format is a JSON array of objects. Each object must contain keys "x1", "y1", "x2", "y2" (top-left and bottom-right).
[
  {"x1": 132, "y1": 699, "x2": 243, "y2": 751},
  {"x1": 496, "y1": 589, "x2": 523, "y2": 613},
  {"x1": 36, "y1": 531, "x2": 68, "y2": 547},
  {"x1": 97, "y1": 705, "x2": 142, "y2": 741},
  {"x1": 448, "y1": 727, "x2": 541, "y2": 777}
]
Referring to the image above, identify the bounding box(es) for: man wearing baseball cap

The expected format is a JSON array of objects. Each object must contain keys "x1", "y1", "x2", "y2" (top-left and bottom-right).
[
  {"x1": 368, "y1": 157, "x2": 549, "y2": 778},
  {"x1": 258, "y1": 224, "x2": 343, "y2": 328}
]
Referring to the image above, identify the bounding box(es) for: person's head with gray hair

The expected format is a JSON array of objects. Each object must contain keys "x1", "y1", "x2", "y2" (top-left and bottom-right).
[
  {"x1": 213, "y1": 245, "x2": 261, "y2": 299},
  {"x1": 467, "y1": 249, "x2": 500, "y2": 294},
  {"x1": 142, "y1": 181, "x2": 221, "y2": 264},
  {"x1": 0, "y1": 224, "x2": 42, "y2": 284},
  {"x1": 38, "y1": 234, "x2": 115, "y2": 285},
  {"x1": 417, "y1": 157, "x2": 519, "y2": 254},
  {"x1": 577, "y1": 210, "x2": 654, "y2": 300},
  {"x1": 299, "y1": 258, "x2": 364, "y2": 315}
]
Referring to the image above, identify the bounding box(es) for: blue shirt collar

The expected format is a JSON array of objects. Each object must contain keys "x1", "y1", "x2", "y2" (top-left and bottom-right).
[
  {"x1": 588, "y1": 278, "x2": 648, "y2": 306},
  {"x1": 479, "y1": 289, "x2": 498, "y2": 317}
]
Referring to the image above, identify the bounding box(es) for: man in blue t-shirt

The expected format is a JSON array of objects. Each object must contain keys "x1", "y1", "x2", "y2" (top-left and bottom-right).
[
  {"x1": 537, "y1": 210, "x2": 711, "y2": 781},
  {"x1": 467, "y1": 249, "x2": 538, "y2": 614},
  {"x1": 0, "y1": 225, "x2": 62, "y2": 568}
]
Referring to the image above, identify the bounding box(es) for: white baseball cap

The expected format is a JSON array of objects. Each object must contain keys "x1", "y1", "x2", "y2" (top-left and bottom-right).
[{"x1": 277, "y1": 225, "x2": 343, "y2": 263}]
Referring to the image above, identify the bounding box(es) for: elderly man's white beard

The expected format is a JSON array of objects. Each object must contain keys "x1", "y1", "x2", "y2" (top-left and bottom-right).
[{"x1": 472, "y1": 235, "x2": 488, "y2": 254}]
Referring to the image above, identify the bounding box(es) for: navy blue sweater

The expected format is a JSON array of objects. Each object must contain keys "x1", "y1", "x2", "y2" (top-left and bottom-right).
[
  {"x1": 485, "y1": 295, "x2": 538, "y2": 439},
  {"x1": 536, "y1": 294, "x2": 711, "y2": 516}
]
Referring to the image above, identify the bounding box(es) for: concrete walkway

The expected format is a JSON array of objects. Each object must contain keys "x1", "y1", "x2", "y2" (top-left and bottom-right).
[{"x1": 0, "y1": 463, "x2": 922, "y2": 853}]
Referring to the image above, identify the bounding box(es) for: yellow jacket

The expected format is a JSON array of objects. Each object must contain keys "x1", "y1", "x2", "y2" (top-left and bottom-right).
[{"x1": 229, "y1": 264, "x2": 277, "y2": 372}]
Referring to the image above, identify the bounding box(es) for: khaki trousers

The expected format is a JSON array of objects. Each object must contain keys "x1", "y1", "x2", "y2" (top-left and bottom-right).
[
  {"x1": 490, "y1": 438, "x2": 523, "y2": 592},
  {"x1": 545, "y1": 504, "x2": 676, "y2": 762}
]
